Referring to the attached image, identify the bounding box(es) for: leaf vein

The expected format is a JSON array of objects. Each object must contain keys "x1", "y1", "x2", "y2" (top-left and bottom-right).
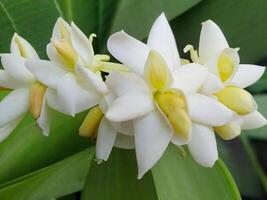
[{"x1": 0, "y1": 1, "x2": 18, "y2": 33}]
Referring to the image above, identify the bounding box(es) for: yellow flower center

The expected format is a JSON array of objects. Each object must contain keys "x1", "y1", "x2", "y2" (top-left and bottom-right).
[
  {"x1": 154, "y1": 89, "x2": 191, "y2": 140},
  {"x1": 144, "y1": 51, "x2": 170, "y2": 90},
  {"x1": 145, "y1": 50, "x2": 191, "y2": 139},
  {"x1": 52, "y1": 39, "x2": 78, "y2": 69},
  {"x1": 217, "y1": 53, "x2": 235, "y2": 82},
  {"x1": 29, "y1": 82, "x2": 47, "y2": 119},
  {"x1": 214, "y1": 86, "x2": 255, "y2": 115}
]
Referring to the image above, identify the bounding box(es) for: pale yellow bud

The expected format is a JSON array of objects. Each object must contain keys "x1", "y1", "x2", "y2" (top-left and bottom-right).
[
  {"x1": 154, "y1": 89, "x2": 191, "y2": 140},
  {"x1": 214, "y1": 121, "x2": 241, "y2": 140},
  {"x1": 52, "y1": 39, "x2": 77, "y2": 69},
  {"x1": 29, "y1": 82, "x2": 46, "y2": 119},
  {"x1": 144, "y1": 50, "x2": 170, "y2": 90},
  {"x1": 79, "y1": 106, "x2": 104, "y2": 138},
  {"x1": 214, "y1": 86, "x2": 256, "y2": 115}
]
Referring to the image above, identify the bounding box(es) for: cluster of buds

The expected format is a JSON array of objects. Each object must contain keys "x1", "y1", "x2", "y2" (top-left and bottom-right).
[{"x1": 0, "y1": 13, "x2": 266, "y2": 179}]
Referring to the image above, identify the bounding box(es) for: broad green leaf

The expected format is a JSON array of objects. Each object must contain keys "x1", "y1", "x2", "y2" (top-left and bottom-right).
[
  {"x1": 151, "y1": 145, "x2": 241, "y2": 200},
  {"x1": 82, "y1": 145, "x2": 241, "y2": 200},
  {"x1": 170, "y1": 0, "x2": 267, "y2": 93},
  {"x1": 0, "y1": 111, "x2": 90, "y2": 184},
  {"x1": 110, "y1": 0, "x2": 202, "y2": 40},
  {"x1": 218, "y1": 138, "x2": 265, "y2": 198},
  {"x1": 81, "y1": 148, "x2": 158, "y2": 200},
  {"x1": 245, "y1": 95, "x2": 267, "y2": 140},
  {"x1": 0, "y1": 148, "x2": 94, "y2": 200},
  {"x1": 0, "y1": 0, "x2": 60, "y2": 58}
]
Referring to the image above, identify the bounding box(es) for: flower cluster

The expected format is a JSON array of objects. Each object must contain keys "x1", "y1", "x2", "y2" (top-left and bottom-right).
[{"x1": 0, "y1": 13, "x2": 266, "y2": 179}]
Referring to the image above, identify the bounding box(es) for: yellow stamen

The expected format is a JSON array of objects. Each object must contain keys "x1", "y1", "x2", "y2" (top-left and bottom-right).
[
  {"x1": 214, "y1": 86, "x2": 255, "y2": 115},
  {"x1": 180, "y1": 58, "x2": 190, "y2": 65},
  {"x1": 183, "y1": 45, "x2": 200, "y2": 63},
  {"x1": 154, "y1": 89, "x2": 191, "y2": 140},
  {"x1": 217, "y1": 53, "x2": 235, "y2": 82},
  {"x1": 94, "y1": 54, "x2": 110, "y2": 62},
  {"x1": 52, "y1": 39, "x2": 77, "y2": 69},
  {"x1": 100, "y1": 62, "x2": 129, "y2": 73},
  {"x1": 214, "y1": 121, "x2": 241, "y2": 140},
  {"x1": 29, "y1": 82, "x2": 46, "y2": 119},
  {"x1": 144, "y1": 50, "x2": 170, "y2": 90},
  {"x1": 79, "y1": 106, "x2": 104, "y2": 138}
]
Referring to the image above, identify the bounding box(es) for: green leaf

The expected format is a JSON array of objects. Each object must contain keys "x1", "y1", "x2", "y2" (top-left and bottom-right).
[
  {"x1": 110, "y1": 0, "x2": 202, "y2": 40},
  {"x1": 82, "y1": 145, "x2": 241, "y2": 200},
  {"x1": 81, "y1": 148, "x2": 158, "y2": 200},
  {"x1": 245, "y1": 95, "x2": 267, "y2": 140},
  {"x1": 218, "y1": 138, "x2": 265, "y2": 198},
  {"x1": 0, "y1": 148, "x2": 94, "y2": 200},
  {"x1": 0, "y1": 0, "x2": 60, "y2": 58},
  {"x1": 0, "y1": 111, "x2": 90, "y2": 184},
  {"x1": 151, "y1": 145, "x2": 241, "y2": 200}
]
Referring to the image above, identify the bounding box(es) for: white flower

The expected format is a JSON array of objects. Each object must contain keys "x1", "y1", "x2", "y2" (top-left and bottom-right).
[
  {"x1": 26, "y1": 18, "x2": 111, "y2": 117},
  {"x1": 0, "y1": 33, "x2": 50, "y2": 140},
  {"x1": 187, "y1": 20, "x2": 267, "y2": 136},
  {"x1": 105, "y1": 13, "x2": 235, "y2": 178}
]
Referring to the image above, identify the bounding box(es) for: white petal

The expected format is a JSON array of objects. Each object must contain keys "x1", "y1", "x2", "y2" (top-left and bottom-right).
[
  {"x1": 107, "y1": 31, "x2": 150, "y2": 76},
  {"x1": 106, "y1": 93, "x2": 154, "y2": 122},
  {"x1": 231, "y1": 64, "x2": 265, "y2": 88},
  {"x1": 37, "y1": 92, "x2": 51, "y2": 136},
  {"x1": 110, "y1": 120, "x2": 134, "y2": 136},
  {"x1": 147, "y1": 13, "x2": 180, "y2": 70},
  {"x1": 114, "y1": 134, "x2": 135, "y2": 149},
  {"x1": 171, "y1": 134, "x2": 191, "y2": 146},
  {"x1": 134, "y1": 110, "x2": 173, "y2": 179},
  {"x1": 186, "y1": 93, "x2": 235, "y2": 126},
  {"x1": 0, "y1": 116, "x2": 24, "y2": 143},
  {"x1": 1, "y1": 54, "x2": 34, "y2": 84},
  {"x1": 99, "y1": 93, "x2": 115, "y2": 113},
  {"x1": 96, "y1": 118, "x2": 117, "y2": 162},
  {"x1": 75, "y1": 64, "x2": 108, "y2": 94},
  {"x1": 199, "y1": 20, "x2": 229, "y2": 63},
  {"x1": 105, "y1": 72, "x2": 149, "y2": 97},
  {"x1": 52, "y1": 17, "x2": 71, "y2": 39},
  {"x1": 46, "y1": 88, "x2": 69, "y2": 114},
  {"x1": 56, "y1": 73, "x2": 77, "y2": 115},
  {"x1": 0, "y1": 70, "x2": 28, "y2": 89},
  {"x1": 240, "y1": 111, "x2": 267, "y2": 130},
  {"x1": 57, "y1": 73, "x2": 99, "y2": 116},
  {"x1": 188, "y1": 123, "x2": 218, "y2": 167},
  {"x1": 200, "y1": 73, "x2": 224, "y2": 95},
  {"x1": 70, "y1": 22, "x2": 94, "y2": 64},
  {"x1": 10, "y1": 33, "x2": 39, "y2": 59},
  {"x1": 25, "y1": 59, "x2": 67, "y2": 89},
  {"x1": 171, "y1": 63, "x2": 207, "y2": 94},
  {"x1": 0, "y1": 89, "x2": 29, "y2": 127}
]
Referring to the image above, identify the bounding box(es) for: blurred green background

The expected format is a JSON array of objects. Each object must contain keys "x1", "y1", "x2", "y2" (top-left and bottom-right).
[{"x1": 0, "y1": 0, "x2": 266, "y2": 199}]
